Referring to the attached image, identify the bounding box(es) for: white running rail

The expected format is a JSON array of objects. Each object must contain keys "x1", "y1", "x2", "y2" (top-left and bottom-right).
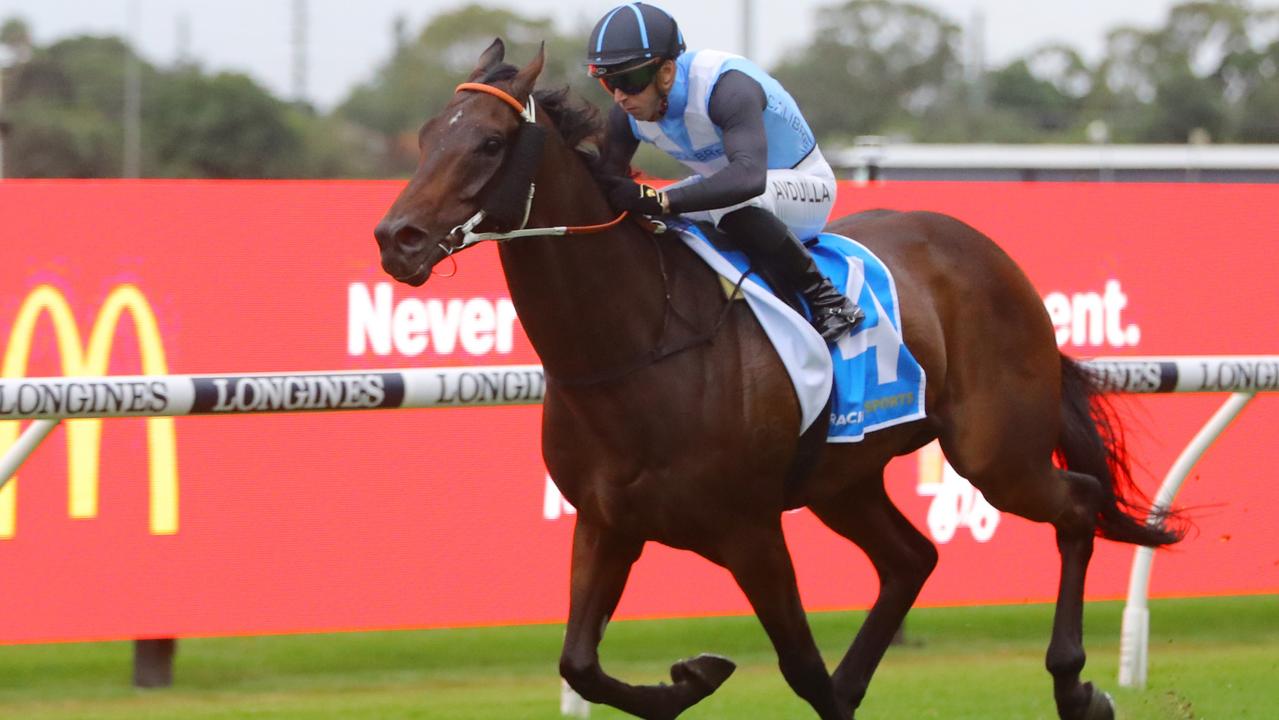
[
  {"x1": 2, "y1": 356, "x2": 1276, "y2": 703},
  {"x1": 1085, "y1": 356, "x2": 1277, "y2": 689},
  {"x1": 0, "y1": 365, "x2": 545, "y2": 498}
]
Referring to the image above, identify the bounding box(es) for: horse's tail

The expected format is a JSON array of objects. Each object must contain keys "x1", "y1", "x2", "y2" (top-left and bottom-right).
[{"x1": 1056, "y1": 354, "x2": 1184, "y2": 546}]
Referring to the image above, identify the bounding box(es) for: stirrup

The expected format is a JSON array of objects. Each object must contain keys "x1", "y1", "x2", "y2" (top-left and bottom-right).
[{"x1": 814, "y1": 303, "x2": 864, "y2": 342}]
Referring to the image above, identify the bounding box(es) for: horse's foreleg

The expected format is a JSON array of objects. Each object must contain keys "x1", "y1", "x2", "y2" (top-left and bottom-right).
[
  {"x1": 559, "y1": 519, "x2": 733, "y2": 720},
  {"x1": 720, "y1": 524, "x2": 849, "y2": 720},
  {"x1": 1046, "y1": 471, "x2": 1115, "y2": 720},
  {"x1": 810, "y1": 483, "x2": 937, "y2": 713}
]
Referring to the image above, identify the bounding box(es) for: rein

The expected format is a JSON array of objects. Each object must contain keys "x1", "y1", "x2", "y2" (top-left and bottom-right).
[
  {"x1": 446, "y1": 83, "x2": 637, "y2": 253},
  {"x1": 451, "y1": 81, "x2": 740, "y2": 386},
  {"x1": 548, "y1": 237, "x2": 748, "y2": 387}
]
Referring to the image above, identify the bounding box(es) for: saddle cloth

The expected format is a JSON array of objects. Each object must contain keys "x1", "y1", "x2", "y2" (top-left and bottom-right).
[{"x1": 670, "y1": 219, "x2": 927, "y2": 443}]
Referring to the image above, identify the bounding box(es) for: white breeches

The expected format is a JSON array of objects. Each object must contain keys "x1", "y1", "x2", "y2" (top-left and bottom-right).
[{"x1": 668, "y1": 147, "x2": 837, "y2": 241}]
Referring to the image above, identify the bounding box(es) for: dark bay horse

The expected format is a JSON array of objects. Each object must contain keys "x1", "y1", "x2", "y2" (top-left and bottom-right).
[{"x1": 373, "y1": 41, "x2": 1180, "y2": 720}]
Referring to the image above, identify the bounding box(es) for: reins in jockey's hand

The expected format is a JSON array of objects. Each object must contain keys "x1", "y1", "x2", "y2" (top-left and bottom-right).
[
  {"x1": 443, "y1": 83, "x2": 637, "y2": 254},
  {"x1": 598, "y1": 175, "x2": 667, "y2": 216}
]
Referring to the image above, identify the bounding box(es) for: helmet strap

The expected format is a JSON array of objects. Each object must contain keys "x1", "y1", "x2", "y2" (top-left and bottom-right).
[{"x1": 655, "y1": 60, "x2": 672, "y2": 118}]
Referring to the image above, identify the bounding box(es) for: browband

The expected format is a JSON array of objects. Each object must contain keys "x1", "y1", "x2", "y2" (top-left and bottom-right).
[{"x1": 455, "y1": 82, "x2": 535, "y2": 123}]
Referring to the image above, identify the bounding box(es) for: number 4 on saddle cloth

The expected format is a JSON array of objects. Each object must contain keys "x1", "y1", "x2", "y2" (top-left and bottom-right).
[{"x1": 671, "y1": 219, "x2": 926, "y2": 443}]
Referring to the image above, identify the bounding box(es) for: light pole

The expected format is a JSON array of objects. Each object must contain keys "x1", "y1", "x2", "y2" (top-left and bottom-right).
[
  {"x1": 0, "y1": 46, "x2": 14, "y2": 180},
  {"x1": 1, "y1": 21, "x2": 33, "y2": 179},
  {"x1": 123, "y1": 0, "x2": 142, "y2": 178}
]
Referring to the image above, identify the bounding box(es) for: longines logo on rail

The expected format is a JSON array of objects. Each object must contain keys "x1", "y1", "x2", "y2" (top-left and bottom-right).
[
  {"x1": 0, "y1": 284, "x2": 178, "y2": 540},
  {"x1": 0, "y1": 379, "x2": 170, "y2": 417},
  {"x1": 347, "y1": 282, "x2": 519, "y2": 357},
  {"x1": 191, "y1": 373, "x2": 400, "y2": 413}
]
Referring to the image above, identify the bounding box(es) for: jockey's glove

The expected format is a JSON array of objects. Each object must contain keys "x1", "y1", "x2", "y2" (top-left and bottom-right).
[{"x1": 599, "y1": 175, "x2": 668, "y2": 216}]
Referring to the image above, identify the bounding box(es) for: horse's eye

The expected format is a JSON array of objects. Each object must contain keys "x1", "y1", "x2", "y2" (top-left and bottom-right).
[{"x1": 482, "y1": 137, "x2": 505, "y2": 155}]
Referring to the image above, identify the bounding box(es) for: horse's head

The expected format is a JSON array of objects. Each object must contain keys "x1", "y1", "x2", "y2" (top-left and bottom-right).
[{"x1": 374, "y1": 39, "x2": 546, "y2": 286}]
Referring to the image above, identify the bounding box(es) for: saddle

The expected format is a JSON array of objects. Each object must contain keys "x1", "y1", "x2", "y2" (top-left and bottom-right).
[{"x1": 667, "y1": 218, "x2": 927, "y2": 443}]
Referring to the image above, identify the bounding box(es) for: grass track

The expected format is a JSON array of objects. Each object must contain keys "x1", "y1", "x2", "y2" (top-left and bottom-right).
[{"x1": 0, "y1": 596, "x2": 1274, "y2": 719}]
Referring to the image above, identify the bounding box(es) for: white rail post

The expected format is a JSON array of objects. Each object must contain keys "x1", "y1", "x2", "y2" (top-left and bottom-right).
[
  {"x1": 1117, "y1": 391, "x2": 1255, "y2": 688},
  {"x1": 0, "y1": 418, "x2": 61, "y2": 491},
  {"x1": 560, "y1": 680, "x2": 590, "y2": 717}
]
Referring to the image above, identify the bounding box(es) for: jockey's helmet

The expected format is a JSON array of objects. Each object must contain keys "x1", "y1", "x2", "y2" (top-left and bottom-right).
[{"x1": 585, "y1": 3, "x2": 685, "y2": 79}]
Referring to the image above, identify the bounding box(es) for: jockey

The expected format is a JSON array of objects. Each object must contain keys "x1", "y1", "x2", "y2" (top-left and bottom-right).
[{"x1": 586, "y1": 2, "x2": 863, "y2": 341}]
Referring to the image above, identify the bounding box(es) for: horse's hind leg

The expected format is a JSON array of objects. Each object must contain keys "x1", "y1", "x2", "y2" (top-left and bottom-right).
[
  {"x1": 948, "y1": 450, "x2": 1115, "y2": 720},
  {"x1": 1043, "y1": 469, "x2": 1116, "y2": 720},
  {"x1": 720, "y1": 523, "x2": 850, "y2": 720},
  {"x1": 809, "y1": 478, "x2": 938, "y2": 714},
  {"x1": 558, "y1": 519, "x2": 735, "y2": 720}
]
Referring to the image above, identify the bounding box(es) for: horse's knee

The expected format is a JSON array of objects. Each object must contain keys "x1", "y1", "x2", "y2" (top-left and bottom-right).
[
  {"x1": 559, "y1": 653, "x2": 605, "y2": 701},
  {"x1": 882, "y1": 543, "x2": 936, "y2": 602},
  {"x1": 1045, "y1": 643, "x2": 1087, "y2": 678},
  {"x1": 1052, "y1": 471, "x2": 1105, "y2": 538},
  {"x1": 874, "y1": 529, "x2": 936, "y2": 597},
  {"x1": 777, "y1": 651, "x2": 832, "y2": 702},
  {"x1": 911, "y1": 539, "x2": 939, "y2": 584}
]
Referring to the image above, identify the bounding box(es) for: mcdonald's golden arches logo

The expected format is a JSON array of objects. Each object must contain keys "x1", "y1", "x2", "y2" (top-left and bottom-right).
[{"x1": 1, "y1": 284, "x2": 178, "y2": 539}]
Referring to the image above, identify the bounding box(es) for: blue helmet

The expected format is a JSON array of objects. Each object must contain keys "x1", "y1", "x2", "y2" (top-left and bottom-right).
[{"x1": 586, "y1": 3, "x2": 685, "y2": 72}]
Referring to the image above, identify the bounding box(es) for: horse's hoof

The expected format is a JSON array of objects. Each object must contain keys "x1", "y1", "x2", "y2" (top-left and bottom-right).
[
  {"x1": 669, "y1": 654, "x2": 736, "y2": 695},
  {"x1": 1083, "y1": 685, "x2": 1115, "y2": 720}
]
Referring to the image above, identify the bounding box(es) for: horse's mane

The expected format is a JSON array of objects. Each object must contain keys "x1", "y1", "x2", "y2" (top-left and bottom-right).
[{"x1": 479, "y1": 64, "x2": 604, "y2": 169}]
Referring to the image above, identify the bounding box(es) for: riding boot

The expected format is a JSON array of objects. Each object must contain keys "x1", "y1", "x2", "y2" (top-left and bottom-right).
[
  {"x1": 770, "y1": 230, "x2": 865, "y2": 341},
  {"x1": 718, "y1": 207, "x2": 865, "y2": 342}
]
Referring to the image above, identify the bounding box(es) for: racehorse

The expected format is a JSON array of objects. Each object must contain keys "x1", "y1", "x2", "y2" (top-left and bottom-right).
[{"x1": 373, "y1": 41, "x2": 1180, "y2": 720}]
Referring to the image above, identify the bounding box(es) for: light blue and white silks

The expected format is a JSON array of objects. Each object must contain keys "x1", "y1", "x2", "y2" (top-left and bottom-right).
[{"x1": 672, "y1": 221, "x2": 927, "y2": 443}]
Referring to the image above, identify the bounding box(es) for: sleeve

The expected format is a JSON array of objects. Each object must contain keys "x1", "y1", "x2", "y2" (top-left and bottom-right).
[
  {"x1": 597, "y1": 104, "x2": 640, "y2": 178},
  {"x1": 663, "y1": 70, "x2": 769, "y2": 214}
]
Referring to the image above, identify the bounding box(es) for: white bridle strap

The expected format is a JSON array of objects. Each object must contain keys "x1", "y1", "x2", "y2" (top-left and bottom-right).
[
  {"x1": 442, "y1": 93, "x2": 544, "y2": 253},
  {"x1": 444, "y1": 86, "x2": 638, "y2": 252}
]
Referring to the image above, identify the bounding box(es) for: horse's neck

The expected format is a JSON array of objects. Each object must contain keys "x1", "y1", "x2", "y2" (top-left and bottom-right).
[{"x1": 498, "y1": 145, "x2": 668, "y2": 380}]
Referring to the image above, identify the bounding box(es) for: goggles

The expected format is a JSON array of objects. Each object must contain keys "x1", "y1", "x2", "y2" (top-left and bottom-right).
[{"x1": 589, "y1": 59, "x2": 662, "y2": 96}]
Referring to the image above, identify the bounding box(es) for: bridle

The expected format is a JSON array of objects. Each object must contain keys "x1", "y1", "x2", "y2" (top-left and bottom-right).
[
  {"x1": 442, "y1": 82, "x2": 642, "y2": 256},
  {"x1": 444, "y1": 81, "x2": 738, "y2": 387}
]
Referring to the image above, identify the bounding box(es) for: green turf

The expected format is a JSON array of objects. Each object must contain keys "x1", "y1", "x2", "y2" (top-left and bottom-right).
[{"x1": 0, "y1": 596, "x2": 1274, "y2": 719}]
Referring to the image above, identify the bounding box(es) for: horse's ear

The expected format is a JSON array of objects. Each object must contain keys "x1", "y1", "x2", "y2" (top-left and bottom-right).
[
  {"x1": 467, "y1": 38, "x2": 506, "y2": 81},
  {"x1": 510, "y1": 42, "x2": 546, "y2": 99}
]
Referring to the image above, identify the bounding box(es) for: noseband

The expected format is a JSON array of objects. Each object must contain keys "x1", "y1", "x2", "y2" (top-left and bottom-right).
[{"x1": 443, "y1": 83, "x2": 634, "y2": 255}]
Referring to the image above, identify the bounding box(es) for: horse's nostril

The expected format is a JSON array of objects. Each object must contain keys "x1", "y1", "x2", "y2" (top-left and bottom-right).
[
  {"x1": 393, "y1": 225, "x2": 430, "y2": 252},
  {"x1": 374, "y1": 220, "x2": 431, "y2": 252}
]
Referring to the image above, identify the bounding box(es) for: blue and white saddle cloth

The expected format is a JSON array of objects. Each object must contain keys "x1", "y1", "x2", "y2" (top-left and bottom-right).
[{"x1": 671, "y1": 220, "x2": 927, "y2": 443}]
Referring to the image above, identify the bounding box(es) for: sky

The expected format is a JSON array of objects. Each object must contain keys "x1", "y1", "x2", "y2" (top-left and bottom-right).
[{"x1": 0, "y1": 0, "x2": 1257, "y2": 109}]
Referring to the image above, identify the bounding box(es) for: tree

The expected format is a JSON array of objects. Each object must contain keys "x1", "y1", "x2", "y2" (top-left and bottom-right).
[
  {"x1": 771, "y1": 0, "x2": 963, "y2": 143},
  {"x1": 987, "y1": 46, "x2": 1089, "y2": 134},
  {"x1": 336, "y1": 5, "x2": 596, "y2": 176},
  {"x1": 1235, "y1": 34, "x2": 1279, "y2": 140},
  {"x1": 2, "y1": 31, "x2": 368, "y2": 178},
  {"x1": 3, "y1": 36, "x2": 137, "y2": 177},
  {"x1": 1, "y1": 17, "x2": 32, "y2": 54},
  {"x1": 1087, "y1": 0, "x2": 1273, "y2": 143},
  {"x1": 145, "y1": 70, "x2": 306, "y2": 177}
]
